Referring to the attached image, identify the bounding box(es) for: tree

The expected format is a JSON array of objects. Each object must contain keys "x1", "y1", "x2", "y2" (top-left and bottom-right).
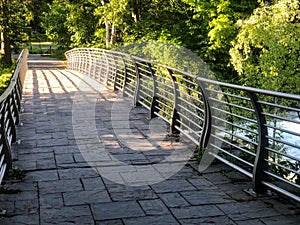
[
  {"x1": 43, "y1": 0, "x2": 98, "y2": 48},
  {"x1": 0, "y1": 0, "x2": 32, "y2": 66},
  {"x1": 182, "y1": 0, "x2": 258, "y2": 81},
  {"x1": 91, "y1": 0, "x2": 128, "y2": 48},
  {"x1": 42, "y1": 0, "x2": 71, "y2": 47},
  {"x1": 29, "y1": 0, "x2": 52, "y2": 33},
  {"x1": 230, "y1": 0, "x2": 300, "y2": 93}
]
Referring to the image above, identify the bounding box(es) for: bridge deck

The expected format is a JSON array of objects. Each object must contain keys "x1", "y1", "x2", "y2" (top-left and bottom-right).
[{"x1": 0, "y1": 55, "x2": 299, "y2": 225}]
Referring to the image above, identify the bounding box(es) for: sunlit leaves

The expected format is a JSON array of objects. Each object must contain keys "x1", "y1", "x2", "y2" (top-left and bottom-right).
[{"x1": 230, "y1": 0, "x2": 300, "y2": 93}]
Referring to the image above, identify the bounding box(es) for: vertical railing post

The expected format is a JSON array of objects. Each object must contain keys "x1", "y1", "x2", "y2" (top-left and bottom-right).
[
  {"x1": 112, "y1": 54, "x2": 118, "y2": 91},
  {"x1": 248, "y1": 91, "x2": 268, "y2": 194},
  {"x1": 84, "y1": 49, "x2": 89, "y2": 75},
  {"x1": 6, "y1": 96, "x2": 17, "y2": 144},
  {"x1": 104, "y1": 51, "x2": 110, "y2": 88},
  {"x1": 121, "y1": 56, "x2": 128, "y2": 95},
  {"x1": 132, "y1": 58, "x2": 142, "y2": 107},
  {"x1": 167, "y1": 69, "x2": 180, "y2": 135},
  {"x1": 147, "y1": 63, "x2": 159, "y2": 119},
  {"x1": 198, "y1": 82, "x2": 212, "y2": 150},
  {"x1": 88, "y1": 49, "x2": 93, "y2": 78},
  {"x1": 1, "y1": 101, "x2": 12, "y2": 171}
]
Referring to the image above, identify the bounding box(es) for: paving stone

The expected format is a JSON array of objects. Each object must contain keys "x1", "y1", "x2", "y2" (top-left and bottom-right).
[
  {"x1": 123, "y1": 215, "x2": 180, "y2": 225},
  {"x1": 81, "y1": 177, "x2": 107, "y2": 191},
  {"x1": 55, "y1": 153, "x2": 75, "y2": 165},
  {"x1": 53, "y1": 145, "x2": 80, "y2": 154},
  {"x1": 158, "y1": 192, "x2": 190, "y2": 208},
  {"x1": 36, "y1": 158, "x2": 57, "y2": 170},
  {"x1": 109, "y1": 188, "x2": 157, "y2": 201},
  {"x1": 0, "y1": 215, "x2": 39, "y2": 225},
  {"x1": 261, "y1": 198, "x2": 300, "y2": 216},
  {"x1": 170, "y1": 205, "x2": 225, "y2": 219},
  {"x1": 25, "y1": 170, "x2": 58, "y2": 182},
  {"x1": 14, "y1": 198, "x2": 39, "y2": 214},
  {"x1": 151, "y1": 179, "x2": 196, "y2": 193},
  {"x1": 187, "y1": 178, "x2": 218, "y2": 190},
  {"x1": 40, "y1": 205, "x2": 93, "y2": 225},
  {"x1": 203, "y1": 172, "x2": 232, "y2": 185},
  {"x1": 1, "y1": 181, "x2": 37, "y2": 192},
  {"x1": 96, "y1": 219, "x2": 124, "y2": 225},
  {"x1": 217, "y1": 201, "x2": 282, "y2": 221},
  {"x1": 180, "y1": 190, "x2": 234, "y2": 205},
  {"x1": 235, "y1": 219, "x2": 265, "y2": 225},
  {"x1": 18, "y1": 152, "x2": 54, "y2": 161},
  {"x1": 39, "y1": 193, "x2": 64, "y2": 209},
  {"x1": 215, "y1": 182, "x2": 254, "y2": 201},
  {"x1": 260, "y1": 215, "x2": 300, "y2": 225},
  {"x1": 91, "y1": 201, "x2": 145, "y2": 220},
  {"x1": 63, "y1": 190, "x2": 111, "y2": 205},
  {"x1": 58, "y1": 167, "x2": 98, "y2": 179},
  {"x1": 37, "y1": 138, "x2": 70, "y2": 147},
  {"x1": 138, "y1": 199, "x2": 170, "y2": 215},
  {"x1": 179, "y1": 216, "x2": 236, "y2": 225},
  {"x1": 18, "y1": 146, "x2": 54, "y2": 155},
  {"x1": 39, "y1": 179, "x2": 83, "y2": 194}
]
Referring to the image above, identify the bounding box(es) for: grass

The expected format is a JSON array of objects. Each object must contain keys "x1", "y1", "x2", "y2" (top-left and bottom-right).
[
  {"x1": 23, "y1": 41, "x2": 58, "y2": 55},
  {"x1": 23, "y1": 41, "x2": 66, "y2": 59}
]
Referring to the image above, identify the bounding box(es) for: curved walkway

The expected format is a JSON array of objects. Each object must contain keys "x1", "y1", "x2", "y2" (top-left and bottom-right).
[{"x1": 0, "y1": 55, "x2": 299, "y2": 225}]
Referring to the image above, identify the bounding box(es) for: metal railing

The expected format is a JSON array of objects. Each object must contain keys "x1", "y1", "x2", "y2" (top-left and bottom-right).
[
  {"x1": 0, "y1": 49, "x2": 28, "y2": 185},
  {"x1": 65, "y1": 48, "x2": 300, "y2": 202}
]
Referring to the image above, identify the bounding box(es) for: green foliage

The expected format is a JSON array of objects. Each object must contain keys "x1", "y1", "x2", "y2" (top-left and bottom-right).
[
  {"x1": 41, "y1": 0, "x2": 300, "y2": 95},
  {"x1": 0, "y1": 0, "x2": 33, "y2": 65},
  {"x1": 181, "y1": 0, "x2": 259, "y2": 81},
  {"x1": 0, "y1": 60, "x2": 15, "y2": 94},
  {"x1": 8, "y1": 167, "x2": 26, "y2": 180},
  {"x1": 0, "y1": 73, "x2": 12, "y2": 94},
  {"x1": 230, "y1": 0, "x2": 300, "y2": 93},
  {"x1": 42, "y1": 0, "x2": 71, "y2": 47}
]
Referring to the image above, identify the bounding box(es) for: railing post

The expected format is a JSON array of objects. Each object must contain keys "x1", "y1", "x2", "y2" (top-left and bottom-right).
[
  {"x1": 6, "y1": 96, "x2": 17, "y2": 144},
  {"x1": 104, "y1": 51, "x2": 110, "y2": 87},
  {"x1": 88, "y1": 49, "x2": 93, "y2": 78},
  {"x1": 11, "y1": 88, "x2": 20, "y2": 126},
  {"x1": 198, "y1": 82, "x2": 212, "y2": 150},
  {"x1": 121, "y1": 56, "x2": 129, "y2": 96},
  {"x1": 147, "y1": 63, "x2": 159, "y2": 119},
  {"x1": 0, "y1": 101, "x2": 12, "y2": 171},
  {"x1": 248, "y1": 91, "x2": 268, "y2": 194},
  {"x1": 112, "y1": 54, "x2": 118, "y2": 91},
  {"x1": 132, "y1": 58, "x2": 142, "y2": 107},
  {"x1": 167, "y1": 69, "x2": 180, "y2": 135}
]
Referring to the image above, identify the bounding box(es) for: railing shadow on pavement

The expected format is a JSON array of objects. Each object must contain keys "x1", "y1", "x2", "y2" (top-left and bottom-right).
[{"x1": 65, "y1": 48, "x2": 300, "y2": 203}]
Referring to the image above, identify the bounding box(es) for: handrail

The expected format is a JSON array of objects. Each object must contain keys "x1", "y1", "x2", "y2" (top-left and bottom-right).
[
  {"x1": 0, "y1": 49, "x2": 28, "y2": 185},
  {"x1": 65, "y1": 47, "x2": 300, "y2": 202}
]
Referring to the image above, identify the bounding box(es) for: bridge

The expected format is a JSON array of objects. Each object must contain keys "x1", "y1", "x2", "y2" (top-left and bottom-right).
[{"x1": 0, "y1": 49, "x2": 299, "y2": 224}]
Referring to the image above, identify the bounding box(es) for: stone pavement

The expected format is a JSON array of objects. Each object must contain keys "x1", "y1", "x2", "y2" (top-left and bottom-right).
[{"x1": 0, "y1": 54, "x2": 299, "y2": 225}]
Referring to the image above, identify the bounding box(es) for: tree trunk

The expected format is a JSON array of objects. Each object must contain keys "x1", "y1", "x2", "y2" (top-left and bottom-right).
[
  {"x1": 110, "y1": 22, "x2": 116, "y2": 45},
  {"x1": 131, "y1": 0, "x2": 140, "y2": 22},
  {"x1": 2, "y1": 27, "x2": 12, "y2": 66},
  {"x1": 105, "y1": 21, "x2": 111, "y2": 49}
]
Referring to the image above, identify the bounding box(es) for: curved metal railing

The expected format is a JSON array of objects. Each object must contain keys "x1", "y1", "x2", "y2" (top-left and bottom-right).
[
  {"x1": 0, "y1": 49, "x2": 28, "y2": 185},
  {"x1": 65, "y1": 48, "x2": 300, "y2": 202}
]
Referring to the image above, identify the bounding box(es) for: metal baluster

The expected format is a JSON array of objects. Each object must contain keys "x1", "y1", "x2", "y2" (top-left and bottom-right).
[{"x1": 248, "y1": 91, "x2": 268, "y2": 194}]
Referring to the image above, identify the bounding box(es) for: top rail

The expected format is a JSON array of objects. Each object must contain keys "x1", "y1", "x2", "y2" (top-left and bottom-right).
[
  {"x1": 0, "y1": 49, "x2": 28, "y2": 185},
  {"x1": 65, "y1": 47, "x2": 300, "y2": 202}
]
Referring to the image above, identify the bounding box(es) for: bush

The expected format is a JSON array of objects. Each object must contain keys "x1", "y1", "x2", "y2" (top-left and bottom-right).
[{"x1": 0, "y1": 60, "x2": 16, "y2": 95}]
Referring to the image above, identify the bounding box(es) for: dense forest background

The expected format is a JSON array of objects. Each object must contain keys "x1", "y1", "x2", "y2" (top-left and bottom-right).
[{"x1": 0, "y1": 0, "x2": 299, "y2": 94}]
